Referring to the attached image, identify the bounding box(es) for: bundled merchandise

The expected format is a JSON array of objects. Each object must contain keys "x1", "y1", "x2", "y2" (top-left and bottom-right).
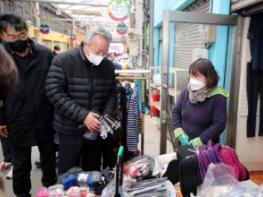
[
  {"x1": 36, "y1": 154, "x2": 176, "y2": 197},
  {"x1": 36, "y1": 168, "x2": 114, "y2": 197},
  {"x1": 123, "y1": 155, "x2": 158, "y2": 180},
  {"x1": 35, "y1": 185, "x2": 98, "y2": 197},
  {"x1": 125, "y1": 178, "x2": 176, "y2": 197},
  {"x1": 82, "y1": 114, "x2": 121, "y2": 140},
  {"x1": 100, "y1": 114, "x2": 121, "y2": 139},
  {"x1": 101, "y1": 155, "x2": 175, "y2": 197},
  {"x1": 179, "y1": 155, "x2": 202, "y2": 196},
  {"x1": 171, "y1": 142, "x2": 249, "y2": 197},
  {"x1": 61, "y1": 168, "x2": 113, "y2": 193},
  {"x1": 195, "y1": 143, "x2": 221, "y2": 180}
]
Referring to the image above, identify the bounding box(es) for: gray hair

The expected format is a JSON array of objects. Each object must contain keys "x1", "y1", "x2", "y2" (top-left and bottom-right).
[{"x1": 85, "y1": 28, "x2": 112, "y2": 44}]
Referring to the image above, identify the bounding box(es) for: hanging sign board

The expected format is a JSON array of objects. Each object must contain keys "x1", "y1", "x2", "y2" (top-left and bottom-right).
[
  {"x1": 120, "y1": 35, "x2": 127, "y2": 45},
  {"x1": 40, "y1": 24, "x2": 50, "y2": 34},
  {"x1": 116, "y1": 22, "x2": 128, "y2": 35},
  {"x1": 109, "y1": 43, "x2": 124, "y2": 53},
  {"x1": 108, "y1": 0, "x2": 130, "y2": 22},
  {"x1": 69, "y1": 32, "x2": 76, "y2": 41}
]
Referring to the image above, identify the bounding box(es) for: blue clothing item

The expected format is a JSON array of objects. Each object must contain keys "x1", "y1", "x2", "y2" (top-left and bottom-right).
[
  {"x1": 172, "y1": 88, "x2": 227, "y2": 144},
  {"x1": 248, "y1": 13, "x2": 263, "y2": 70},
  {"x1": 113, "y1": 62, "x2": 122, "y2": 70}
]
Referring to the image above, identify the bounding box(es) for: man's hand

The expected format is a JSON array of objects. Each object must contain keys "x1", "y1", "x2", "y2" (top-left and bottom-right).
[
  {"x1": 0, "y1": 125, "x2": 8, "y2": 138},
  {"x1": 83, "y1": 112, "x2": 100, "y2": 132}
]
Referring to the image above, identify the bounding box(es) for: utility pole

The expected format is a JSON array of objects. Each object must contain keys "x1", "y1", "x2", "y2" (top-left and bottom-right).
[
  {"x1": 34, "y1": 2, "x2": 41, "y2": 43},
  {"x1": 72, "y1": 19, "x2": 76, "y2": 47},
  {"x1": 141, "y1": 0, "x2": 148, "y2": 70},
  {"x1": 148, "y1": 0, "x2": 154, "y2": 71},
  {"x1": 0, "y1": 1, "x2": 4, "y2": 14}
]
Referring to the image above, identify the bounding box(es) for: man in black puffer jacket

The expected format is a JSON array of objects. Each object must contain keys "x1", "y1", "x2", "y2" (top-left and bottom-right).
[{"x1": 46, "y1": 28, "x2": 116, "y2": 174}]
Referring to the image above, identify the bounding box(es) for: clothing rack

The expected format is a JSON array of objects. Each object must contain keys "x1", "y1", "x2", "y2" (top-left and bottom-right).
[
  {"x1": 116, "y1": 77, "x2": 150, "y2": 80},
  {"x1": 115, "y1": 69, "x2": 150, "y2": 155}
]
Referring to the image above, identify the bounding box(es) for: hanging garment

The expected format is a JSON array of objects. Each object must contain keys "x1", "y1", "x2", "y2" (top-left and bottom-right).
[
  {"x1": 115, "y1": 85, "x2": 127, "y2": 145},
  {"x1": 246, "y1": 62, "x2": 263, "y2": 137},
  {"x1": 248, "y1": 13, "x2": 263, "y2": 71},
  {"x1": 246, "y1": 14, "x2": 263, "y2": 137},
  {"x1": 126, "y1": 85, "x2": 142, "y2": 152}
]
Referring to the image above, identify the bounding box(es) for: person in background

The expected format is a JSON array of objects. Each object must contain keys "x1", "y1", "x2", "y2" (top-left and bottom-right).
[
  {"x1": 46, "y1": 28, "x2": 116, "y2": 174},
  {"x1": 0, "y1": 14, "x2": 57, "y2": 196},
  {"x1": 52, "y1": 45, "x2": 60, "y2": 56},
  {"x1": 172, "y1": 58, "x2": 228, "y2": 146}
]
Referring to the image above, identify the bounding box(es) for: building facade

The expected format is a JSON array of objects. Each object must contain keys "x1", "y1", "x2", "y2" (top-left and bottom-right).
[{"x1": 0, "y1": 0, "x2": 84, "y2": 51}]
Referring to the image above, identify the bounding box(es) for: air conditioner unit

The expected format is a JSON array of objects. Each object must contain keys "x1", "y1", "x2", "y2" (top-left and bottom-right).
[
  {"x1": 128, "y1": 32, "x2": 138, "y2": 41},
  {"x1": 129, "y1": 12, "x2": 136, "y2": 29},
  {"x1": 128, "y1": 42, "x2": 139, "y2": 56},
  {"x1": 200, "y1": 25, "x2": 216, "y2": 44}
]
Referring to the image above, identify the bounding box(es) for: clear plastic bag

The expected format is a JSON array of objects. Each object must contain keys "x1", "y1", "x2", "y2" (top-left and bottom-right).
[
  {"x1": 124, "y1": 178, "x2": 176, "y2": 197},
  {"x1": 124, "y1": 155, "x2": 158, "y2": 180},
  {"x1": 196, "y1": 163, "x2": 263, "y2": 197},
  {"x1": 223, "y1": 180, "x2": 263, "y2": 197},
  {"x1": 101, "y1": 177, "x2": 115, "y2": 197},
  {"x1": 156, "y1": 152, "x2": 177, "y2": 176},
  {"x1": 196, "y1": 163, "x2": 238, "y2": 197},
  {"x1": 101, "y1": 172, "x2": 137, "y2": 197}
]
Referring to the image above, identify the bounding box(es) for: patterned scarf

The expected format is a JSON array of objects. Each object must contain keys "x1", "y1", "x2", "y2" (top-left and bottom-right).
[{"x1": 188, "y1": 83, "x2": 210, "y2": 104}]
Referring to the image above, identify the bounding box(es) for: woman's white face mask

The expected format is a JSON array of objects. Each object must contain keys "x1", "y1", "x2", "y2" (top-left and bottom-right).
[
  {"x1": 87, "y1": 52, "x2": 104, "y2": 66},
  {"x1": 189, "y1": 78, "x2": 206, "y2": 91}
]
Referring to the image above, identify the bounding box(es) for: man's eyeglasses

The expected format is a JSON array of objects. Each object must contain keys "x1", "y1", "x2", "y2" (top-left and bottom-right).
[{"x1": 7, "y1": 32, "x2": 28, "y2": 41}]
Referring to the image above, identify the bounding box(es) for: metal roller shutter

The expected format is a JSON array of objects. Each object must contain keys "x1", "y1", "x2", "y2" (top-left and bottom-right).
[{"x1": 174, "y1": 0, "x2": 210, "y2": 91}]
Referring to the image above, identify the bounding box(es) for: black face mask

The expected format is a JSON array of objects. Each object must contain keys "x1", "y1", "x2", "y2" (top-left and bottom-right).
[{"x1": 7, "y1": 39, "x2": 29, "y2": 53}]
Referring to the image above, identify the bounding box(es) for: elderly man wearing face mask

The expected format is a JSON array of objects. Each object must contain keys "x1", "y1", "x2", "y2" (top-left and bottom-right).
[
  {"x1": 0, "y1": 14, "x2": 57, "y2": 197},
  {"x1": 172, "y1": 58, "x2": 228, "y2": 147},
  {"x1": 46, "y1": 28, "x2": 116, "y2": 174}
]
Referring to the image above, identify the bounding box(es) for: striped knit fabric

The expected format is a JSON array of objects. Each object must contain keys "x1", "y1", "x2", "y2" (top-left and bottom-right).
[{"x1": 126, "y1": 85, "x2": 141, "y2": 152}]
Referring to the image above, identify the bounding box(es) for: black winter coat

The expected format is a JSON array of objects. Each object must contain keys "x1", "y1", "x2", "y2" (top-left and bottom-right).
[
  {"x1": 45, "y1": 45, "x2": 116, "y2": 136},
  {"x1": 0, "y1": 40, "x2": 54, "y2": 146}
]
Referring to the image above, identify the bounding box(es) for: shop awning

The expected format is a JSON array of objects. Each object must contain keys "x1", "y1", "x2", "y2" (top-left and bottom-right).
[{"x1": 231, "y1": 0, "x2": 263, "y2": 15}]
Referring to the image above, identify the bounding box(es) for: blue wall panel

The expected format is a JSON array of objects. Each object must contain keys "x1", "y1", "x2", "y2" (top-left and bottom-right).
[
  {"x1": 153, "y1": 0, "x2": 195, "y2": 85},
  {"x1": 209, "y1": 0, "x2": 231, "y2": 88}
]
